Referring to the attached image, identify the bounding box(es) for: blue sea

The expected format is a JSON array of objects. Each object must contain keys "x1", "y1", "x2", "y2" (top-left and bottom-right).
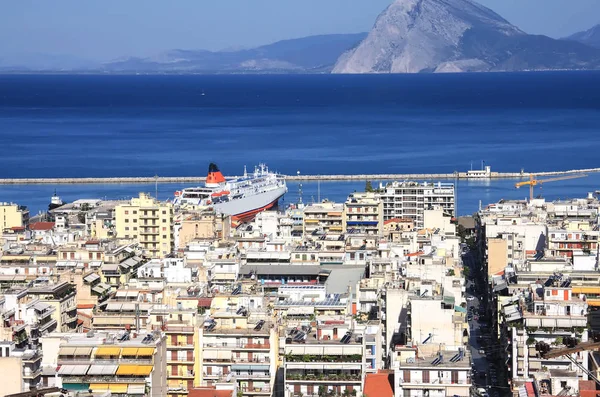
[{"x1": 1, "y1": 72, "x2": 599, "y2": 215}]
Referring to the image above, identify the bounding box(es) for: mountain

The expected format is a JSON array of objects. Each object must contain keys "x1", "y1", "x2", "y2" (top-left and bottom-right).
[
  {"x1": 103, "y1": 33, "x2": 368, "y2": 73},
  {"x1": 566, "y1": 24, "x2": 600, "y2": 49},
  {"x1": 333, "y1": 0, "x2": 600, "y2": 73}
]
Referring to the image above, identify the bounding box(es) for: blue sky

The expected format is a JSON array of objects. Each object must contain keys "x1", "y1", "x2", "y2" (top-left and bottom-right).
[{"x1": 1, "y1": 0, "x2": 599, "y2": 60}]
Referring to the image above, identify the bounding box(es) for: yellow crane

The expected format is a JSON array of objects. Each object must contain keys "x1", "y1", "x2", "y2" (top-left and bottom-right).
[{"x1": 515, "y1": 174, "x2": 588, "y2": 201}]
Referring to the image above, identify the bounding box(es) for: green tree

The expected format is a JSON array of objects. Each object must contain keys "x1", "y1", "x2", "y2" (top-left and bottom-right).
[{"x1": 365, "y1": 181, "x2": 374, "y2": 192}]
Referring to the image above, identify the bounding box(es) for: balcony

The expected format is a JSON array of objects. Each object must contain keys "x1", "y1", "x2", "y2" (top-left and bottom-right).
[
  {"x1": 167, "y1": 343, "x2": 195, "y2": 350},
  {"x1": 242, "y1": 386, "x2": 271, "y2": 394},
  {"x1": 23, "y1": 367, "x2": 42, "y2": 379},
  {"x1": 204, "y1": 342, "x2": 271, "y2": 350},
  {"x1": 286, "y1": 372, "x2": 362, "y2": 382},
  {"x1": 39, "y1": 319, "x2": 57, "y2": 333},
  {"x1": 169, "y1": 370, "x2": 194, "y2": 379}
]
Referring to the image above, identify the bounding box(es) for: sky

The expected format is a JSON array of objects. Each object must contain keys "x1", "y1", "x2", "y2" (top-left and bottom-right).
[{"x1": 1, "y1": 0, "x2": 599, "y2": 61}]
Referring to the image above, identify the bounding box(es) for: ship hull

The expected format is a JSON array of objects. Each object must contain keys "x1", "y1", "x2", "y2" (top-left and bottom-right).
[{"x1": 213, "y1": 185, "x2": 287, "y2": 222}]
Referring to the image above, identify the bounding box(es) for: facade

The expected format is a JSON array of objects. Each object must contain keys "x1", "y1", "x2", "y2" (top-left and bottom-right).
[
  {"x1": 148, "y1": 308, "x2": 201, "y2": 397},
  {"x1": 27, "y1": 282, "x2": 78, "y2": 333},
  {"x1": 344, "y1": 192, "x2": 384, "y2": 236},
  {"x1": 0, "y1": 202, "x2": 29, "y2": 231},
  {"x1": 53, "y1": 331, "x2": 167, "y2": 396},
  {"x1": 283, "y1": 329, "x2": 365, "y2": 397},
  {"x1": 115, "y1": 193, "x2": 174, "y2": 258},
  {"x1": 200, "y1": 294, "x2": 277, "y2": 397},
  {"x1": 379, "y1": 182, "x2": 455, "y2": 228},
  {"x1": 392, "y1": 346, "x2": 471, "y2": 397},
  {"x1": 303, "y1": 202, "x2": 345, "y2": 236}
]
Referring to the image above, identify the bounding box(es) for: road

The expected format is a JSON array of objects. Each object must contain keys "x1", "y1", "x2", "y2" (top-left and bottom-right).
[{"x1": 463, "y1": 250, "x2": 505, "y2": 397}]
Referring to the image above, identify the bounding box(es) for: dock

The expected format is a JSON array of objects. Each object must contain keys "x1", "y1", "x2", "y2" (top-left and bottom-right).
[{"x1": 0, "y1": 167, "x2": 598, "y2": 185}]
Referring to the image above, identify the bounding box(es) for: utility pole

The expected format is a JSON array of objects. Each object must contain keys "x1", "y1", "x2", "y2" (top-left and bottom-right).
[{"x1": 154, "y1": 174, "x2": 159, "y2": 200}]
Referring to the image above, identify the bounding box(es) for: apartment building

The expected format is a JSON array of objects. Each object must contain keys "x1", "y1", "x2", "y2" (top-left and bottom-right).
[
  {"x1": 0, "y1": 202, "x2": 29, "y2": 231},
  {"x1": 282, "y1": 324, "x2": 365, "y2": 397},
  {"x1": 200, "y1": 294, "x2": 277, "y2": 397},
  {"x1": 303, "y1": 202, "x2": 345, "y2": 236},
  {"x1": 392, "y1": 346, "x2": 471, "y2": 397},
  {"x1": 51, "y1": 330, "x2": 167, "y2": 396},
  {"x1": 500, "y1": 284, "x2": 588, "y2": 386},
  {"x1": 148, "y1": 308, "x2": 201, "y2": 397},
  {"x1": 0, "y1": 341, "x2": 43, "y2": 394},
  {"x1": 345, "y1": 192, "x2": 384, "y2": 236},
  {"x1": 115, "y1": 192, "x2": 174, "y2": 258},
  {"x1": 27, "y1": 281, "x2": 78, "y2": 333},
  {"x1": 378, "y1": 181, "x2": 455, "y2": 228}
]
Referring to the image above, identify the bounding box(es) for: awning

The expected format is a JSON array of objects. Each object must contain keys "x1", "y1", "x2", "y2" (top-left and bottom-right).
[
  {"x1": 59, "y1": 347, "x2": 77, "y2": 356},
  {"x1": 84, "y1": 273, "x2": 100, "y2": 283},
  {"x1": 137, "y1": 347, "x2": 154, "y2": 356},
  {"x1": 135, "y1": 365, "x2": 153, "y2": 376},
  {"x1": 33, "y1": 302, "x2": 52, "y2": 312},
  {"x1": 442, "y1": 296, "x2": 455, "y2": 306},
  {"x1": 286, "y1": 306, "x2": 314, "y2": 315},
  {"x1": 87, "y1": 365, "x2": 118, "y2": 376},
  {"x1": 95, "y1": 346, "x2": 121, "y2": 356},
  {"x1": 116, "y1": 364, "x2": 153, "y2": 376},
  {"x1": 105, "y1": 303, "x2": 123, "y2": 311},
  {"x1": 58, "y1": 365, "x2": 89, "y2": 376},
  {"x1": 102, "y1": 264, "x2": 119, "y2": 272},
  {"x1": 116, "y1": 365, "x2": 138, "y2": 376},
  {"x1": 128, "y1": 384, "x2": 146, "y2": 394},
  {"x1": 109, "y1": 384, "x2": 128, "y2": 393},
  {"x1": 89, "y1": 384, "x2": 110, "y2": 391},
  {"x1": 454, "y1": 305, "x2": 467, "y2": 313},
  {"x1": 74, "y1": 347, "x2": 93, "y2": 356},
  {"x1": 250, "y1": 365, "x2": 270, "y2": 371},
  {"x1": 232, "y1": 365, "x2": 251, "y2": 371},
  {"x1": 121, "y1": 347, "x2": 139, "y2": 356}
]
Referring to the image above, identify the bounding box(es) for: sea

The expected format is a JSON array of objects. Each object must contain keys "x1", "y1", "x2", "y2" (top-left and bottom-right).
[{"x1": 1, "y1": 72, "x2": 600, "y2": 216}]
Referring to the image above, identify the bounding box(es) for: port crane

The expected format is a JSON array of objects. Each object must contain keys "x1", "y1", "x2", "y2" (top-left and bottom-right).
[{"x1": 515, "y1": 174, "x2": 588, "y2": 201}]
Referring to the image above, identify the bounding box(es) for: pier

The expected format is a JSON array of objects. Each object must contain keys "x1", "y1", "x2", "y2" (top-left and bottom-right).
[{"x1": 0, "y1": 167, "x2": 598, "y2": 185}]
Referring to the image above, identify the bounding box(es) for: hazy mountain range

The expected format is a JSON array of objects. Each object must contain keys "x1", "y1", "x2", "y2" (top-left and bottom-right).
[{"x1": 2, "y1": 0, "x2": 600, "y2": 74}]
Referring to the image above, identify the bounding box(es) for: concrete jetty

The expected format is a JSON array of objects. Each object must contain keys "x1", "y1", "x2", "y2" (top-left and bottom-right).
[{"x1": 0, "y1": 167, "x2": 598, "y2": 185}]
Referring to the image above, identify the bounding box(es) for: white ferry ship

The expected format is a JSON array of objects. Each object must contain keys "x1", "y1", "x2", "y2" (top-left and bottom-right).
[{"x1": 173, "y1": 163, "x2": 287, "y2": 222}]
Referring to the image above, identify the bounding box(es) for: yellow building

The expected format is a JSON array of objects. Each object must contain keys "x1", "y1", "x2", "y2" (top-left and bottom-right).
[
  {"x1": 27, "y1": 281, "x2": 78, "y2": 333},
  {"x1": 148, "y1": 308, "x2": 201, "y2": 397},
  {"x1": 344, "y1": 192, "x2": 384, "y2": 236},
  {"x1": 115, "y1": 193, "x2": 174, "y2": 258},
  {"x1": 176, "y1": 210, "x2": 231, "y2": 248},
  {"x1": 302, "y1": 202, "x2": 345, "y2": 235},
  {"x1": 1, "y1": 202, "x2": 29, "y2": 231},
  {"x1": 54, "y1": 330, "x2": 167, "y2": 396}
]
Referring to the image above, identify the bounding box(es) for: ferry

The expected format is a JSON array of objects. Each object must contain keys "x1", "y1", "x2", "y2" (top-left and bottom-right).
[{"x1": 173, "y1": 163, "x2": 287, "y2": 222}]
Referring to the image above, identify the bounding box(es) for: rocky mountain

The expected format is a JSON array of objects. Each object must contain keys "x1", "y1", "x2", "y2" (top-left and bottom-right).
[
  {"x1": 566, "y1": 24, "x2": 600, "y2": 49},
  {"x1": 333, "y1": 0, "x2": 600, "y2": 73},
  {"x1": 103, "y1": 33, "x2": 367, "y2": 73}
]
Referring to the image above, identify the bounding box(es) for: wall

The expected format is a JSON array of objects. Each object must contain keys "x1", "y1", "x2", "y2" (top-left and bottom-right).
[
  {"x1": 0, "y1": 356, "x2": 24, "y2": 394},
  {"x1": 487, "y1": 238, "x2": 508, "y2": 276}
]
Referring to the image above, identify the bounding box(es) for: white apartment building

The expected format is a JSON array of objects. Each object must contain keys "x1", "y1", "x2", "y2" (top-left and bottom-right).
[{"x1": 378, "y1": 182, "x2": 455, "y2": 228}]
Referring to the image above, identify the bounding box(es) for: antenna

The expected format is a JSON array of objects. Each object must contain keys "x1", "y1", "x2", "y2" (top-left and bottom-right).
[{"x1": 154, "y1": 174, "x2": 159, "y2": 200}]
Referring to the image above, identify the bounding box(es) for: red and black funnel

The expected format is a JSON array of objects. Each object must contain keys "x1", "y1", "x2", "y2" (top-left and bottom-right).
[{"x1": 206, "y1": 163, "x2": 226, "y2": 186}]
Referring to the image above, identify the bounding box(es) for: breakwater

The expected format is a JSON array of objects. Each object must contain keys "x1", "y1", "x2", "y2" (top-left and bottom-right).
[{"x1": 0, "y1": 168, "x2": 598, "y2": 185}]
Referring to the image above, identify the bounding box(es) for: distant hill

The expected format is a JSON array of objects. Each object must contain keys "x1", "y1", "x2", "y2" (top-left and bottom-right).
[
  {"x1": 333, "y1": 0, "x2": 600, "y2": 73},
  {"x1": 565, "y1": 24, "x2": 600, "y2": 49},
  {"x1": 103, "y1": 33, "x2": 368, "y2": 73}
]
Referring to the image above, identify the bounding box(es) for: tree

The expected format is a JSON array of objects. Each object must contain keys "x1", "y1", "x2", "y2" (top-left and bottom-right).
[{"x1": 365, "y1": 181, "x2": 374, "y2": 192}]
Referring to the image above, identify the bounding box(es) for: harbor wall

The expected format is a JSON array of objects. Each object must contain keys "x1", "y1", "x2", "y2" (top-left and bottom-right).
[{"x1": 0, "y1": 168, "x2": 598, "y2": 185}]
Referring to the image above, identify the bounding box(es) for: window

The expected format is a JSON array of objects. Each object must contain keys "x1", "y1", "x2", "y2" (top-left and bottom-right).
[
  {"x1": 422, "y1": 370, "x2": 430, "y2": 383},
  {"x1": 162, "y1": 210, "x2": 166, "y2": 215},
  {"x1": 133, "y1": 219, "x2": 137, "y2": 223},
  {"x1": 125, "y1": 211, "x2": 129, "y2": 215},
  {"x1": 403, "y1": 370, "x2": 411, "y2": 382},
  {"x1": 163, "y1": 235, "x2": 167, "y2": 239},
  {"x1": 133, "y1": 210, "x2": 137, "y2": 214},
  {"x1": 125, "y1": 227, "x2": 129, "y2": 231},
  {"x1": 162, "y1": 219, "x2": 166, "y2": 223}
]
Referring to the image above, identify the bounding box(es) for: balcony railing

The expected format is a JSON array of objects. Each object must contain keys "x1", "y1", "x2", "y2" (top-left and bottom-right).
[
  {"x1": 204, "y1": 342, "x2": 270, "y2": 349},
  {"x1": 286, "y1": 373, "x2": 362, "y2": 382}
]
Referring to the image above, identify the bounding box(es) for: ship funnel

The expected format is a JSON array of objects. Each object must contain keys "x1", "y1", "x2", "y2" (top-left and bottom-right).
[{"x1": 206, "y1": 163, "x2": 226, "y2": 187}]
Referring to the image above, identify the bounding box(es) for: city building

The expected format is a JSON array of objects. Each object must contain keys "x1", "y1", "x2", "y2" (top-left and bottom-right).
[
  {"x1": 303, "y1": 202, "x2": 345, "y2": 236},
  {"x1": 378, "y1": 182, "x2": 455, "y2": 228},
  {"x1": 345, "y1": 192, "x2": 384, "y2": 236},
  {"x1": 115, "y1": 192, "x2": 174, "y2": 258},
  {"x1": 0, "y1": 202, "x2": 29, "y2": 231}
]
